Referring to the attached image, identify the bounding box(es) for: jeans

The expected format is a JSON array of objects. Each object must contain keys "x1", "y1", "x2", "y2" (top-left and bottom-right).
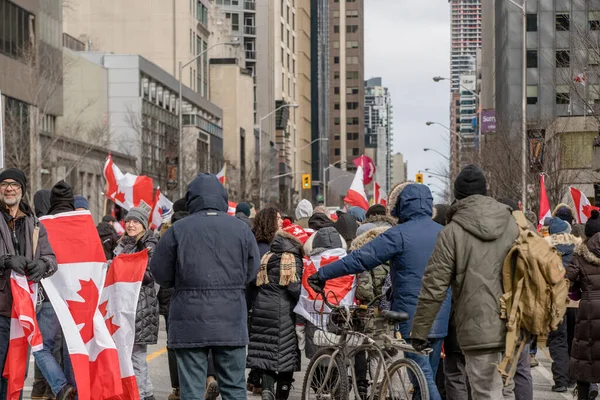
[
  {"x1": 548, "y1": 317, "x2": 569, "y2": 387},
  {"x1": 444, "y1": 351, "x2": 471, "y2": 400},
  {"x1": 164, "y1": 315, "x2": 179, "y2": 389},
  {"x1": 405, "y1": 338, "x2": 443, "y2": 400},
  {"x1": 132, "y1": 344, "x2": 153, "y2": 397},
  {"x1": 175, "y1": 346, "x2": 246, "y2": 400},
  {"x1": 0, "y1": 315, "x2": 10, "y2": 399},
  {"x1": 464, "y1": 350, "x2": 506, "y2": 400},
  {"x1": 33, "y1": 302, "x2": 75, "y2": 395}
]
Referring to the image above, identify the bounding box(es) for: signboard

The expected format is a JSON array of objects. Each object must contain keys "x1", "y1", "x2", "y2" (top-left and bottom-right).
[
  {"x1": 481, "y1": 109, "x2": 496, "y2": 134},
  {"x1": 0, "y1": 91, "x2": 4, "y2": 169},
  {"x1": 460, "y1": 75, "x2": 476, "y2": 92}
]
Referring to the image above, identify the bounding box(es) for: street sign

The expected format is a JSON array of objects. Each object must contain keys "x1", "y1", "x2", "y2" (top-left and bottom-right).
[{"x1": 302, "y1": 173, "x2": 311, "y2": 189}]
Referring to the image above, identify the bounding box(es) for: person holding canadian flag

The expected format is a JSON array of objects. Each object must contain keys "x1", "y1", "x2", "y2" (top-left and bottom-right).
[{"x1": 0, "y1": 168, "x2": 58, "y2": 400}]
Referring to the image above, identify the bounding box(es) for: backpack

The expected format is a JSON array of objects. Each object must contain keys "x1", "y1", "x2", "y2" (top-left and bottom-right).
[{"x1": 497, "y1": 211, "x2": 569, "y2": 383}]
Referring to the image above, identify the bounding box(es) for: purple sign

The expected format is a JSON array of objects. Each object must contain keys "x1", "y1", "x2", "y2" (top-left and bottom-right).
[{"x1": 481, "y1": 109, "x2": 496, "y2": 134}]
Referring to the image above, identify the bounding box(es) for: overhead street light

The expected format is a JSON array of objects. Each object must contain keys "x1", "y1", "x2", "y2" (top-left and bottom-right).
[{"x1": 424, "y1": 148, "x2": 450, "y2": 162}]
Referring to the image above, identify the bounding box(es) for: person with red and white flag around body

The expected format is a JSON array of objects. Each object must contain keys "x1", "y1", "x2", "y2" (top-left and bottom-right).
[{"x1": 0, "y1": 168, "x2": 58, "y2": 399}]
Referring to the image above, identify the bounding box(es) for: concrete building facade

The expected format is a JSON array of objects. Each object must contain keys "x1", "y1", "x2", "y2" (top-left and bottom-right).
[
  {"x1": 450, "y1": 0, "x2": 482, "y2": 92},
  {"x1": 364, "y1": 77, "x2": 393, "y2": 195},
  {"x1": 328, "y1": 0, "x2": 364, "y2": 172},
  {"x1": 391, "y1": 152, "x2": 407, "y2": 186}
]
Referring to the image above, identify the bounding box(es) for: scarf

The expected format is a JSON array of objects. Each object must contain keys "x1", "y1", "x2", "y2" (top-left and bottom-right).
[{"x1": 256, "y1": 252, "x2": 298, "y2": 286}]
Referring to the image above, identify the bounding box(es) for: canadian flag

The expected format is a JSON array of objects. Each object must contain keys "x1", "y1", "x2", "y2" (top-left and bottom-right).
[
  {"x1": 40, "y1": 211, "x2": 123, "y2": 400},
  {"x1": 293, "y1": 249, "x2": 355, "y2": 330},
  {"x1": 228, "y1": 201, "x2": 237, "y2": 216},
  {"x1": 374, "y1": 182, "x2": 387, "y2": 207},
  {"x1": 100, "y1": 250, "x2": 149, "y2": 400},
  {"x1": 538, "y1": 174, "x2": 551, "y2": 230},
  {"x1": 149, "y1": 188, "x2": 174, "y2": 230},
  {"x1": 574, "y1": 72, "x2": 587, "y2": 86},
  {"x1": 216, "y1": 164, "x2": 227, "y2": 185},
  {"x1": 3, "y1": 273, "x2": 43, "y2": 400},
  {"x1": 353, "y1": 155, "x2": 376, "y2": 185},
  {"x1": 570, "y1": 187, "x2": 592, "y2": 224},
  {"x1": 344, "y1": 165, "x2": 370, "y2": 211},
  {"x1": 104, "y1": 154, "x2": 154, "y2": 211}
]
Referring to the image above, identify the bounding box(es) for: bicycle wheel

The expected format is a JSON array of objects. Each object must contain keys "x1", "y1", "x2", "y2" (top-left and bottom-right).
[
  {"x1": 302, "y1": 348, "x2": 349, "y2": 400},
  {"x1": 378, "y1": 358, "x2": 429, "y2": 400}
]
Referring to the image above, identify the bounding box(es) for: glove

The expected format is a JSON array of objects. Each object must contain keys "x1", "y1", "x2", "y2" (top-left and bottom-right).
[
  {"x1": 5, "y1": 255, "x2": 28, "y2": 276},
  {"x1": 295, "y1": 324, "x2": 306, "y2": 351},
  {"x1": 26, "y1": 259, "x2": 48, "y2": 283},
  {"x1": 411, "y1": 338, "x2": 431, "y2": 353},
  {"x1": 307, "y1": 273, "x2": 326, "y2": 293}
]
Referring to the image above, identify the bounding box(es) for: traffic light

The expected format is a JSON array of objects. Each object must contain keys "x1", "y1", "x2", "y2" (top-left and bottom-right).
[
  {"x1": 416, "y1": 173, "x2": 424, "y2": 184},
  {"x1": 302, "y1": 173, "x2": 312, "y2": 189}
]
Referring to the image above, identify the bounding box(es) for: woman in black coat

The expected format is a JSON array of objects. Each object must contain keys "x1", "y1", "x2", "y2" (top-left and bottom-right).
[
  {"x1": 247, "y1": 232, "x2": 303, "y2": 400},
  {"x1": 566, "y1": 211, "x2": 600, "y2": 399}
]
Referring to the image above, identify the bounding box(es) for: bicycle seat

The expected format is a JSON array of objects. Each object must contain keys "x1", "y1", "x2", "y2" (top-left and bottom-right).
[{"x1": 382, "y1": 310, "x2": 409, "y2": 323}]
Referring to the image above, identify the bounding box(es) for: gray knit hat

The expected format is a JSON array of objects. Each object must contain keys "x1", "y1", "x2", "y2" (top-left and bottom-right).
[{"x1": 125, "y1": 207, "x2": 149, "y2": 230}]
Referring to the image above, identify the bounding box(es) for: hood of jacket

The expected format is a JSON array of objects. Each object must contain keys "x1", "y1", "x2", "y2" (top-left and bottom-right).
[
  {"x1": 545, "y1": 233, "x2": 582, "y2": 248},
  {"x1": 97, "y1": 221, "x2": 115, "y2": 237},
  {"x1": 578, "y1": 234, "x2": 600, "y2": 263},
  {"x1": 364, "y1": 214, "x2": 397, "y2": 227},
  {"x1": 34, "y1": 189, "x2": 51, "y2": 217},
  {"x1": 449, "y1": 195, "x2": 514, "y2": 241},
  {"x1": 270, "y1": 231, "x2": 304, "y2": 257},
  {"x1": 308, "y1": 212, "x2": 334, "y2": 231},
  {"x1": 304, "y1": 228, "x2": 347, "y2": 256},
  {"x1": 186, "y1": 173, "x2": 228, "y2": 214},
  {"x1": 350, "y1": 226, "x2": 390, "y2": 251},
  {"x1": 295, "y1": 199, "x2": 313, "y2": 220},
  {"x1": 390, "y1": 183, "x2": 433, "y2": 222},
  {"x1": 553, "y1": 202, "x2": 577, "y2": 219}
]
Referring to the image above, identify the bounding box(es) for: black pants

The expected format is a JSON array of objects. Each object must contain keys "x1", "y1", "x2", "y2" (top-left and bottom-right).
[
  {"x1": 261, "y1": 370, "x2": 294, "y2": 393},
  {"x1": 578, "y1": 382, "x2": 590, "y2": 399},
  {"x1": 354, "y1": 351, "x2": 368, "y2": 387},
  {"x1": 548, "y1": 317, "x2": 569, "y2": 387},
  {"x1": 164, "y1": 315, "x2": 180, "y2": 389}
]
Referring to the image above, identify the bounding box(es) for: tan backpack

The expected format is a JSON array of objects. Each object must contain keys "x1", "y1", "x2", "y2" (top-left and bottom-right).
[{"x1": 497, "y1": 211, "x2": 569, "y2": 383}]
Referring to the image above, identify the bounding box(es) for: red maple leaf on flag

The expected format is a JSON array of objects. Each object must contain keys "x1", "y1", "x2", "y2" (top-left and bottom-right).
[
  {"x1": 98, "y1": 300, "x2": 121, "y2": 336},
  {"x1": 114, "y1": 190, "x2": 126, "y2": 204},
  {"x1": 66, "y1": 279, "x2": 99, "y2": 344}
]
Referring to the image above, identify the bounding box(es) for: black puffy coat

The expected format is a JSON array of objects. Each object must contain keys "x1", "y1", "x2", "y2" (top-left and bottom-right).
[
  {"x1": 247, "y1": 233, "x2": 303, "y2": 373},
  {"x1": 115, "y1": 230, "x2": 159, "y2": 345},
  {"x1": 97, "y1": 222, "x2": 119, "y2": 260},
  {"x1": 566, "y1": 234, "x2": 600, "y2": 383}
]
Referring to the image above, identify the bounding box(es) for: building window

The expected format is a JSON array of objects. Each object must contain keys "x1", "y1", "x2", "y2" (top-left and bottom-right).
[
  {"x1": 293, "y1": 59, "x2": 295, "y2": 73},
  {"x1": 281, "y1": 0, "x2": 283, "y2": 16},
  {"x1": 334, "y1": 103, "x2": 340, "y2": 110},
  {"x1": 347, "y1": 132, "x2": 359, "y2": 140},
  {"x1": 281, "y1": 23, "x2": 284, "y2": 42},
  {"x1": 334, "y1": 135, "x2": 340, "y2": 140},
  {"x1": 590, "y1": 12, "x2": 600, "y2": 30},
  {"x1": 334, "y1": 148, "x2": 340, "y2": 156},
  {"x1": 346, "y1": 41, "x2": 359, "y2": 49},
  {"x1": 293, "y1": 13, "x2": 295, "y2": 30},
  {"x1": 334, "y1": 87, "x2": 340, "y2": 94},
  {"x1": 556, "y1": 85, "x2": 570, "y2": 105},
  {"x1": 332, "y1": 10, "x2": 340, "y2": 18},
  {"x1": 346, "y1": 86, "x2": 359, "y2": 95},
  {"x1": 590, "y1": 51, "x2": 600, "y2": 65},
  {"x1": 556, "y1": 50, "x2": 570, "y2": 67},
  {"x1": 346, "y1": 10, "x2": 359, "y2": 18},
  {"x1": 196, "y1": 1, "x2": 208, "y2": 26},
  {"x1": 347, "y1": 117, "x2": 359, "y2": 125},
  {"x1": 526, "y1": 50, "x2": 538, "y2": 68},
  {"x1": 526, "y1": 14, "x2": 537, "y2": 32},
  {"x1": 556, "y1": 13, "x2": 570, "y2": 31},
  {"x1": 334, "y1": 25, "x2": 340, "y2": 33},
  {"x1": 334, "y1": 56, "x2": 339, "y2": 64},
  {"x1": 0, "y1": 0, "x2": 35, "y2": 61},
  {"x1": 347, "y1": 71, "x2": 359, "y2": 79},
  {"x1": 346, "y1": 56, "x2": 359, "y2": 65},
  {"x1": 346, "y1": 25, "x2": 359, "y2": 33},
  {"x1": 287, "y1": 54, "x2": 290, "y2": 68},
  {"x1": 334, "y1": 71, "x2": 340, "y2": 79},
  {"x1": 281, "y1": 48, "x2": 285, "y2": 66},
  {"x1": 527, "y1": 85, "x2": 538, "y2": 105},
  {"x1": 333, "y1": 41, "x2": 340, "y2": 49},
  {"x1": 334, "y1": 117, "x2": 340, "y2": 125},
  {"x1": 231, "y1": 13, "x2": 239, "y2": 31},
  {"x1": 347, "y1": 102, "x2": 359, "y2": 110},
  {"x1": 352, "y1": 148, "x2": 359, "y2": 156}
]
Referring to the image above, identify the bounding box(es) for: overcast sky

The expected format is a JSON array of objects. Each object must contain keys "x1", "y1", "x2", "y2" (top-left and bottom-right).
[{"x1": 365, "y1": 0, "x2": 451, "y2": 196}]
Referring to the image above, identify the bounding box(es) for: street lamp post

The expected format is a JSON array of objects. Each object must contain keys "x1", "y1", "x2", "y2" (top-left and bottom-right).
[
  {"x1": 178, "y1": 39, "x2": 240, "y2": 197},
  {"x1": 424, "y1": 148, "x2": 450, "y2": 162},
  {"x1": 257, "y1": 103, "x2": 299, "y2": 207}
]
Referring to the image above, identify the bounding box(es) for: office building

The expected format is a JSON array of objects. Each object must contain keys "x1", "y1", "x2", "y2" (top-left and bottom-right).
[
  {"x1": 364, "y1": 77, "x2": 393, "y2": 194},
  {"x1": 449, "y1": 92, "x2": 461, "y2": 179},
  {"x1": 458, "y1": 73, "x2": 477, "y2": 157},
  {"x1": 450, "y1": 0, "x2": 482, "y2": 92},
  {"x1": 329, "y1": 0, "x2": 364, "y2": 171},
  {"x1": 213, "y1": 0, "x2": 257, "y2": 74},
  {"x1": 391, "y1": 152, "x2": 407, "y2": 186}
]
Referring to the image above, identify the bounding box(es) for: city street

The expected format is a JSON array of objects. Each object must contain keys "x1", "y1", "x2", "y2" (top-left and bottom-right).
[{"x1": 22, "y1": 324, "x2": 578, "y2": 399}]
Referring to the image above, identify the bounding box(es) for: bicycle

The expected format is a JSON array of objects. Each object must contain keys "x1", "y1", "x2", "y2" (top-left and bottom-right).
[{"x1": 301, "y1": 292, "x2": 431, "y2": 400}]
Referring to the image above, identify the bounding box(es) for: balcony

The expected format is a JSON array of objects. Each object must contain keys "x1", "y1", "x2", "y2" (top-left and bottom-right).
[
  {"x1": 244, "y1": 26, "x2": 257, "y2": 36},
  {"x1": 244, "y1": 1, "x2": 256, "y2": 11},
  {"x1": 245, "y1": 50, "x2": 257, "y2": 60}
]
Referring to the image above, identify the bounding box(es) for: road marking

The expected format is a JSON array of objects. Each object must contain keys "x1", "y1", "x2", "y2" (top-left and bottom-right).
[
  {"x1": 146, "y1": 347, "x2": 167, "y2": 361},
  {"x1": 535, "y1": 362, "x2": 571, "y2": 400}
]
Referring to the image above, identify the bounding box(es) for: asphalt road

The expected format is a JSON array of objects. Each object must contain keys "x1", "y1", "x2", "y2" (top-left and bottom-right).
[{"x1": 22, "y1": 325, "x2": 578, "y2": 400}]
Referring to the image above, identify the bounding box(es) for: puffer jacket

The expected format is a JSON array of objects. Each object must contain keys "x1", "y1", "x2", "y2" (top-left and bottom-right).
[
  {"x1": 318, "y1": 183, "x2": 452, "y2": 339},
  {"x1": 412, "y1": 195, "x2": 519, "y2": 352},
  {"x1": 247, "y1": 232, "x2": 303, "y2": 372},
  {"x1": 150, "y1": 173, "x2": 260, "y2": 348},
  {"x1": 566, "y1": 234, "x2": 600, "y2": 383},
  {"x1": 353, "y1": 226, "x2": 391, "y2": 305},
  {"x1": 114, "y1": 229, "x2": 159, "y2": 344}
]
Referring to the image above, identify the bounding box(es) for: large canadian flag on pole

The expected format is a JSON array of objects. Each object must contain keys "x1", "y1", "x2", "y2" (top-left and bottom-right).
[
  {"x1": 40, "y1": 211, "x2": 123, "y2": 400},
  {"x1": 104, "y1": 154, "x2": 154, "y2": 211},
  {"x1": 100, "y1": 250, "x2": 149, "y2": 400},
  {"x1": 344, "y1": 165, "x2": 370, "y2": 211},
  {"x1": 3, "y1": 273, "x2": 43, "y2": 400},
  {"x1": 538, "y1": 174, "x2": 551, "y2": 230},
  {"x1": 570, "y1": 187, "x2": 592, "y2": 224}
]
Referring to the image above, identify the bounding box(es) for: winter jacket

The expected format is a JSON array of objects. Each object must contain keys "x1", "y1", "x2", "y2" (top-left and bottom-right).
[
  {"x1": 546, "y1": 233, "x2": 581, "y2": 268},
  {"x1": 353, "y1": 226, "x2": 391, "y2": 305},
  {"x1": 0, "y1": 203, "x2": 57, "y2": 317},
  {"x1": 97, "y1": 222, "x2": 119, "y2": 261},
  {"x1": 334, "y1": 213, "x2": 358, "y2": 246},
  {"x1": 150, "y1": 173, "x2": 261, "y2": 348},
  {"x1": 247, "y1": 232, "x2": 303, "y2": 372},
  {"x1": 114, "y1": 229, "x2": 159, "y2": 345},
  {"x1": 411, "y1": 195, "x2": 519, "y2": 352},
  {"x1": 235, "y1": 212, "x2": 253, "y2": 229},
  {"x1": 566, "y1": 234, "x2": 600, "y2": 383},
  {"x1": 318, "y1": 183, "x2": 452, "y2": 339}
]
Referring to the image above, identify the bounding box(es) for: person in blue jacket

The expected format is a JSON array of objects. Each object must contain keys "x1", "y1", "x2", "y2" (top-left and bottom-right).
[
  {"x1": 308, "y1": 182, "x2": 452, "y2": 400},
  {"x1": 150, "y1": 173, "x2": 260, "y2": 400}
]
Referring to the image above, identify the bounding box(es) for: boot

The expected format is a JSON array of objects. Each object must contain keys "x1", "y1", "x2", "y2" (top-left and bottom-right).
[
  {"x1": 167, "y1": 388, "x2": 180, "y2": 400},
  {"x1": 31, "y1": 379, "x2": 49, "y2": 400},
  {"x1": 529, "y1": 354, "x2": 539, "y2": 368},
  {"x1": 276, "y1": 380, "x2": 293, "y2": 400},
  {"x1": 55, "y1": 385, "x2": 76, "y2": 400},
  {"x1": 261, "y1": 372, "x2": 276, "y2": 400},
  {"x1": 205, "y1": 376, "x2": 220, "y2": 400},
  {"x1": 590, "y1": 383, "x2": 599, "y2": 400}
]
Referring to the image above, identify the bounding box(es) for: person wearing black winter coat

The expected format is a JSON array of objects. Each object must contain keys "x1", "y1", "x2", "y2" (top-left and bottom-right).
[
  {"x1": 97, "y1": 216, "x2": 119, "y2": 261},
  {"x1": 247, "y1": 232, "x2": 303, "y2": 400}
]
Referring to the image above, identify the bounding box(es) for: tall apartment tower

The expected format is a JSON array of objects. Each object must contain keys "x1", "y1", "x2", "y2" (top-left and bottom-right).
[
  {"x1": 328, "y1": 0, "x2": 364, "y2": 171},
  {"x1": 213, "y1": 0, "x2": 257, "y2": 74},
  {"x1": 450, "y1": 0, "x2": 482, "y2": 91},
  {"x1": 364, "y1": 77, "x2": 393, "y2": 194}
]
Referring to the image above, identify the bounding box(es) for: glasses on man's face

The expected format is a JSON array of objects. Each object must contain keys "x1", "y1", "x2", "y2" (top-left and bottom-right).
[{"x1": 0, "y1": 182, "x2": 22, "y2": 191}]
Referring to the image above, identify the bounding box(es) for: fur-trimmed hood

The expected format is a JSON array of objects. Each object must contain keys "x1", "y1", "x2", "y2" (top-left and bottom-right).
[
  {"x1": 576, "y1": 235, "x2": 600, "y2": 266},
  {"x1": 364, "y1": 214, "x2": 397, "y2": 227},
  {"x1": 545, "y1": 233, "x2": 582, "y2": 248},
  {"x1": 386, "y1": 182, "x2": 433, "y2": 221},
  {"x1": 350, "y1": 226, "x2": 390, "y2": 251},
  {"x1": 387, "y1": 181, "x2": 413, "y2": 216},
  {"x1": 553, "y1": 203, "x2": 577, "y2": 220}
]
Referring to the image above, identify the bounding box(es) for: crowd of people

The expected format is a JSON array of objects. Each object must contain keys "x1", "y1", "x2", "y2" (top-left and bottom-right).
[{"x1": 1, "y1": 164, "x2": 600, "y2": 400}]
